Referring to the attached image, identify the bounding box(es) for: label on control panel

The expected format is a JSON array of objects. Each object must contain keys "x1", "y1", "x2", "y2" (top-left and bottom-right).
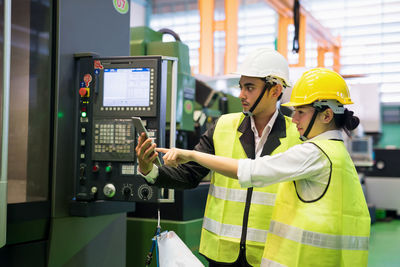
[{"x1": 121, "y1": 164, "x2": 135, "y2": 175}]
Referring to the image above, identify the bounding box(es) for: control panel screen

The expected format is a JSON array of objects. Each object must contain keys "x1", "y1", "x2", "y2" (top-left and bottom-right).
[
  {"x1": 351, "y1": 140, "x2": 368, "y2": 153},
  {"x1": 103, "y1": 68, "x2": 150, "y2": 107}
]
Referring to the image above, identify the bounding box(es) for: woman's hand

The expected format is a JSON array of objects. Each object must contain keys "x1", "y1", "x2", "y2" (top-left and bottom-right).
[
  {"x1": 156, "y1": 147, "x2": 238, "y2": 179},
  {"x1": 156, "y1": 147, "x2": 193, "y2": 167}
]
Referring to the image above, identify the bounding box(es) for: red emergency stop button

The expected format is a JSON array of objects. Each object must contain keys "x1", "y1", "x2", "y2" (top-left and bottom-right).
[{"x1": 79, "y1": 87, "x2": 88, "y2": 97}]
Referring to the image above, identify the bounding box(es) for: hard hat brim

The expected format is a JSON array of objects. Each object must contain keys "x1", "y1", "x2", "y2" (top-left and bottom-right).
[
  {"x1": 281, "y1": 101, "x2": 308, "y2": 107},
  {"x1": 231, "y1": 71, "x2": 291, "y2": 87}
]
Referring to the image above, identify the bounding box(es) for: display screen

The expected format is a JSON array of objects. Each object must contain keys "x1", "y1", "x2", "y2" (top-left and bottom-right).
[
  {"x1": 103, "y1": 68, "x2": 150, "y2": 107},
  {"x1": 351, "y1": 140, "x2": 368, "y2": 153}
]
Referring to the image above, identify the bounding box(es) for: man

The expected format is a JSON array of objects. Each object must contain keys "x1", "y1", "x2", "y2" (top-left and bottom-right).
[{"x1": 136, "y1": 48, "x2": 301, "y2": 266}]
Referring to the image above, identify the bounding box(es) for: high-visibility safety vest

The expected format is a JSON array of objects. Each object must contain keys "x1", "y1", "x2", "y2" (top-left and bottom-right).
[
  {"x1": 199, "y1": 112, "x2": 300, "y2": 266},
  {"x1": 262, "y1": 139, "x2": 370, "y2": 267}
]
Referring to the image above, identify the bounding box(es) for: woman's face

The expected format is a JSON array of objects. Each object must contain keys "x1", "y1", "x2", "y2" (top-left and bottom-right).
[
  {"x1": 292, "y1": 105, "x2": 317, "y2": 138},
  {"x1": 292, "y1": 105, "x2": 335, "y2": 139}
]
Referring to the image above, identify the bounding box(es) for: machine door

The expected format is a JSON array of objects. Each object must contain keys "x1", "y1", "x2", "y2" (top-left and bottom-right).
[{"x1": 0, "y1": 0, "x2": 52, "y2": 263}]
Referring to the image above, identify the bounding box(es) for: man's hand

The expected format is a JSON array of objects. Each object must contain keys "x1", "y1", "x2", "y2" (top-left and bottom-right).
[
  {"x1": 156, "y1": 147, "x2": 193, "y2": 168},
  {"x1": 135, "y1": 133, "x2": 158, "y2": 175}
]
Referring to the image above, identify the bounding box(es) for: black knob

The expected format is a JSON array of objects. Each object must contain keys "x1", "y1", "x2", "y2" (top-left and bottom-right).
[
  {"x1": 80, "y1": 164, "x2": 86, "y2": 176},
  {"x1": 80, "y1": 167, "x2": 85, "y2": 176},
  {"x1": 123, "y1": 187, "x2": 132, "y2": 196},
  {"x1": 141, "y1": 188, "x2": 149, "y2": 200},
  {"x1": 79, "y1": 176, "x2": 86, "y2": 185}
]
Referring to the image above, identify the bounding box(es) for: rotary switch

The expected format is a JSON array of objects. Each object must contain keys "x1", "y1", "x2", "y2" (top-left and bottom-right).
[
  {"x1": 122, "y1": 185, "x2": 133, "y2": 197},
  {"x1": 138, "y1": 184, "x2": 153, "y2": 200}
]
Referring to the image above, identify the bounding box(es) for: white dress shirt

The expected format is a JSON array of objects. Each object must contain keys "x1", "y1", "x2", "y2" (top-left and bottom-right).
[
  {"x1": 251, "y1": 109, "x2": 278, "y2": 157},
  {"x1": 140, "y1": 110, "x2": 280, "y2": 183},
  {"x1": 238, "y1": 130, "x2": 344, "y2": 201}
]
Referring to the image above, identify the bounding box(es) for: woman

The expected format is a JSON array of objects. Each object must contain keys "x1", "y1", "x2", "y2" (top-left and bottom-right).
[{"x1": 156, "y1": 68, "x2": 370, "y2": 267}]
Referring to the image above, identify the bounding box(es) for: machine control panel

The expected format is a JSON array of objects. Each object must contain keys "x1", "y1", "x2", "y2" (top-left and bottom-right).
[{"x1": 74, "y1": 55, "x2": 173, "y2": 203}]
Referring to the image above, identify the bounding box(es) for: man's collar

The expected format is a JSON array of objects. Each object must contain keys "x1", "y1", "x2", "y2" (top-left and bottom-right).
[{"x1": 249, "y1": 109, "x2": 279, "y2": 137}]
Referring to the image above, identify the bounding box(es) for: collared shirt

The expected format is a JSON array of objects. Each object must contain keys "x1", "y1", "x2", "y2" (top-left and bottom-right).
[
  {"x1": 238, "y1": 130, "x2": 343, "y2": 200},
  {"x1": 140, "y1": 109, "x2": 280, "y2": 183},
  {"x1": 250, "y1": 109, "x2": 278, "y2": 157}
]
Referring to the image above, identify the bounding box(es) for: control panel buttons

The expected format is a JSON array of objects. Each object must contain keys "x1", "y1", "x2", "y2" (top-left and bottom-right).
[
  {"x1": 81, "y1": 127, "x2": 86, "y2": 134},
  {"x1": 105, "y1": 164, "x2": 112, "y2": 173},
  {"x1": 79, "y1": 176, "x2": 86, "y2": 185},
  {"x1": 138, "y1": 184, "x2": 153, "y2": 200},
  {"x1": 122, "y1": 185, "x2": 132, "y2": 196},
  {"x1": 103, "y1": 184, "x2": 116, "y2": 198},
  {"x1": 141, "y1": 188, "x2": 149, "y2": 198},
  {"x1": 92, "y1": 163, "x2": 100, "y2": 173},
  {"x1": 79, "y1": 164, "x2": 86, "y2": 176},
  {"x1": 79, "y1": 87, "x2": 90, "y2": 97}
]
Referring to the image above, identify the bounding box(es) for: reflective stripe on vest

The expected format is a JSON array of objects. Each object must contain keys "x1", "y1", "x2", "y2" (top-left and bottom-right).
[
  {"x1": 209, "y1": 183, "x2": 276, "y2": 206},
  {"x1": 269, "y1": 218, "x2": 369, "y2": 250},
  {"x1": 261, "y1": 258, "x2": 287, "y2": 267},
  {"x1": 203, "y1": 217, "x2": 268, "y2": 243}
]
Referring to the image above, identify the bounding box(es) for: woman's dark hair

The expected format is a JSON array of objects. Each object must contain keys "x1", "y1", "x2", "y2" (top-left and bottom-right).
[{"x1": 333, "y1": 109, "x2": 360, "y2": 136}]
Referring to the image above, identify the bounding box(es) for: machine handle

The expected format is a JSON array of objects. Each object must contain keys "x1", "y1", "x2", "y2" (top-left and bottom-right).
[
  {"x1": 1, "y1": 0, "x2": 12, "y2": 248},
  {"x1": 160, "y1": 56, "x2": 178, "y2": 203},
  {"x1": 158, "y1": 28, "x2": 181, "y2": 42}
]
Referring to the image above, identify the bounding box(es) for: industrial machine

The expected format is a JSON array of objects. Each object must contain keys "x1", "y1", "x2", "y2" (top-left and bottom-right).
[
  {"x1": 71, "y1": 54, "x2": 177, "y2": 216},
  {"x1": 126, "y1": 27, "x2": 242, "y2": 266},
  {"x1": 365, "y1": 148, "x2": 400, "y2": 216},
  {"x1": 131, "y1": 26, "x2": 195, "y2": 135},
  {"x1": 348, "y1": 136, "x2": 374, "y2": 167}
]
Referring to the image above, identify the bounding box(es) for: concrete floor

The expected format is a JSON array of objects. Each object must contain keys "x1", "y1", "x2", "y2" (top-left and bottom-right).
[{"x1": 368, "y1": 219, "x2": 400, "y2": 266}]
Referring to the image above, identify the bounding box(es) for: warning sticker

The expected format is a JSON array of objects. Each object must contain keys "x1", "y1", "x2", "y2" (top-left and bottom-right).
[
  {"x1": 94, "y1": 60, "x2": 104, "y2": 70},
  {"x1": 83, "y1": 74, "x2": 92, "y2": 87},
  {"x1": 113, "y1": 0, "x2": 129, "y2": 14}
]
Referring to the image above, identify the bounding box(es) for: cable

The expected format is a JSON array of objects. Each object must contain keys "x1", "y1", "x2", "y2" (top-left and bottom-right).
[
  {"x1": 145, "y1": 208, "x2": 162, "y2": 267},
  {"x1": 293, "y1": 0, "x2": 300, "y2": 53}
]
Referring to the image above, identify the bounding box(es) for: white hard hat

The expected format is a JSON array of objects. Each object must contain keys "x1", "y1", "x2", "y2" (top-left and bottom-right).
[{"x1": 233, "y1": 48, "x2": 290, "y2": 87}]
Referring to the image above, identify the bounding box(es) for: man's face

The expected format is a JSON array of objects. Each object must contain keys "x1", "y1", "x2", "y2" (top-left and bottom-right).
[{"x1": 238, "y1": 76, "x2": 266, "y2": 113}]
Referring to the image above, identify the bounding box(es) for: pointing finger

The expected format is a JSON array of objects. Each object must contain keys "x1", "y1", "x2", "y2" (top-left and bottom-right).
[{"x1": 156, "y1": 147, "x2": 169, "y2": 153}]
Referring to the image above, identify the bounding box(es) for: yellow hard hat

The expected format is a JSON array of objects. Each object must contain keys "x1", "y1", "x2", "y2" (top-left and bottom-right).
[{"x1": 282, "y1": 68, "x2": 353, "y2": 108}]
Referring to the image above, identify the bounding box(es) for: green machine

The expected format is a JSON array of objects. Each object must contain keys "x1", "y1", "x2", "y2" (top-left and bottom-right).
[
  {"x1": 127, "y1": 27, "x2": 242, "y2": 266},
  {"x1": 130, "y1": 26, "x2": 195, "y2": 135},
  {"x1": 128, "y1": 26, "x2": 207, "y2": 266}
]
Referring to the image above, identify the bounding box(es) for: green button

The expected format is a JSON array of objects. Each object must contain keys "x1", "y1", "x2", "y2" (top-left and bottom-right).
[
  {"x1": 105, "y1": 165, "x2": 112, "y2": 173},
  {"x1": 81, "y1": 111, "x2": 87, "y2": 118}
]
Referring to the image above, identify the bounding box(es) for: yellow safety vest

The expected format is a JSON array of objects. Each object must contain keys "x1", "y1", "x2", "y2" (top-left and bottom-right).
[
  {"x1": 199, "y1": 112, "x2": 300, "y2": 266},
  {"x1": 262, "y1": 139, "x2": 370, "y2": 267}
]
